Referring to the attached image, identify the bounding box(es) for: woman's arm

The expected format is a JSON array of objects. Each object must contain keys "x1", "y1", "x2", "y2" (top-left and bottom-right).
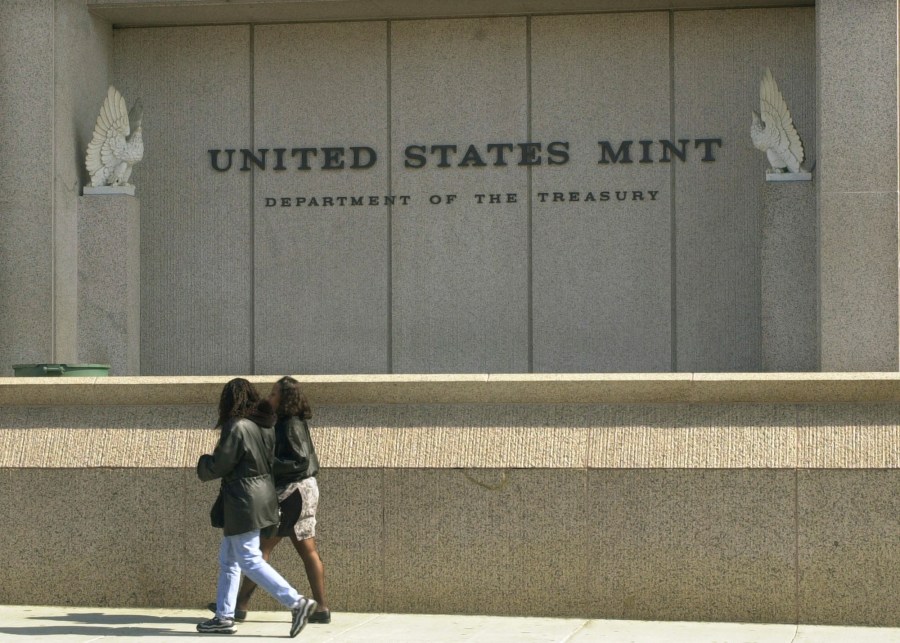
[
  {"x1": 196, "y1": 419, "x2": 244, "y2": 481},
  {"x1": 273, "y1": 418, "x2": 310, "y2": 476}
]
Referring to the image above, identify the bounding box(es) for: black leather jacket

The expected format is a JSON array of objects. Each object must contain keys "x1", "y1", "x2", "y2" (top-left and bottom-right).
[
  {"x1": 273, "y1": 416, "x2": 319, "y2": 486},
  {"x1": 197, "y1": 414, "x2": 279, "y2": 536}
]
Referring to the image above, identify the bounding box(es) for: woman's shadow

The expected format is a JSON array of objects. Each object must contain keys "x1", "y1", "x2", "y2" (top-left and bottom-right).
[{"x1": 0, "y1": 611, "x2": 204, "y2": 638}]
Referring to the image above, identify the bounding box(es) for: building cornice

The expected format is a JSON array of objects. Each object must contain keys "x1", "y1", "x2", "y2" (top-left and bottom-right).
[{"x1": 88, "y1": 0, "x2": 815, "y2": 28}]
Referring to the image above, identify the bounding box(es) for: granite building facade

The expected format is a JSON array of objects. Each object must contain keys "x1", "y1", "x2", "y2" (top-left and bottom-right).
[
  {"x1": 0, "y1": 0, "x2": 898, "y2": 628},
  {"x1": 2, "y1": 0, "x2": 871, "y2": 377}
]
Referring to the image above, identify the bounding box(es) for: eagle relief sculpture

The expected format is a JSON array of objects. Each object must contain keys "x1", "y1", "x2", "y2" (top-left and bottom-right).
[
  {"x1": 84, "y1": 86, "x2": 144, "y2": 195},
  {"x1": 750, "y1": 68, "x2": 811, "y2": 181}
]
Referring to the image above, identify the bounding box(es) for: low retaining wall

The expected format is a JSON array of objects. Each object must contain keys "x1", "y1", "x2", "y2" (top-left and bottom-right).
[{"x1": 0, "y1": 374, "x2": 897, "y2": 625}]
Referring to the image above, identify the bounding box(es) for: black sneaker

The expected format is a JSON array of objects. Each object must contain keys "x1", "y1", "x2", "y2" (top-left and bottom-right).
[
  {"x1": 308, "y1": 609, "x2": 331, "y2": 624},
  {"x1": 206, "y1": 602, "x2": 247, "y2": 622},
  {"x1": 290, "y1": 597, "x2": 317, "y2": 638},
  {"x1": 196, "y1": 616, "x2": 236, "y2": 634}
]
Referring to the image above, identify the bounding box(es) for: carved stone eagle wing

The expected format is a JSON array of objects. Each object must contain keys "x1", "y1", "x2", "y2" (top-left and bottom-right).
[
  {"x1": 85, "y1": 86, "x2": 133, "y2": 187},
  {"x1": 751, "y1": 68, "x2": 804, "y2": 173}
]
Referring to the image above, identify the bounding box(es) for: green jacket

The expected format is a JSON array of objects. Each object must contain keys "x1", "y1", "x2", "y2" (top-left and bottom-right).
[{"x1": 197, "y1": 415, "x2": 279, "y2": 536}]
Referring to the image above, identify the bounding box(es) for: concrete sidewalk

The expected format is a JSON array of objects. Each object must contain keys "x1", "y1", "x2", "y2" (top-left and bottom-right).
[{"x1": 0, "y1": 606, "x2": 898, "y2": 642}]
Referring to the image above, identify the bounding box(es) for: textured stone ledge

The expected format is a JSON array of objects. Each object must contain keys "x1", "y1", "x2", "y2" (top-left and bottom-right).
[
  {"x1": 5, "y1": 372, "x2": 900, "y2": 406},
  {"x1": 1, "y1": 375, "x2": 899, "y2": 470}
]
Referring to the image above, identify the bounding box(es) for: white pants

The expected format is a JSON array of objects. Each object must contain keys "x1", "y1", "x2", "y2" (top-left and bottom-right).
[{"x1": 215, "y1": 529, "x2": 300, "y2": 619}]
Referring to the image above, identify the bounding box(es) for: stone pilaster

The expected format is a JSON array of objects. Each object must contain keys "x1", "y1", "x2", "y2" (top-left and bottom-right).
[{"x1": 818, "y1": 0, "x2": 900, "y2": 370}]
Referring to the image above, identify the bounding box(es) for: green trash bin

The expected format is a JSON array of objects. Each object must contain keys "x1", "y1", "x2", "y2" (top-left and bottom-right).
[{"x1": 12, "y1": 363, "x2": 110, "y2": 377}]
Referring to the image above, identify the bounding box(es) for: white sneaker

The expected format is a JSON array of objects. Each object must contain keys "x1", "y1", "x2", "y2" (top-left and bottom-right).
[
  {"x1": 290, "y1": 597, "x2": 317, "y2": 638},
  {"x1": 196, "y1": 616, "x2": 236, "y2": 634}
]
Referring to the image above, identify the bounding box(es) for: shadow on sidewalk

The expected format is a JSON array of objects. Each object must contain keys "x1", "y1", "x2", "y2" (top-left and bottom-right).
[
  {"x1": 35, "y1": 612, "x2": 199, "y2": 625},
  {"x1": 0, "y1": 611, "x2": 203, "y2": 638},
  {"x1": 0, "y1": 625, "x2": 197, "y2": 637}
]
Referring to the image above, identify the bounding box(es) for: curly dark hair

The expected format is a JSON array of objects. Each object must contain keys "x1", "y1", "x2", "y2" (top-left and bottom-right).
[
  {"x1": 216, "y1": 378, "x2": 261, "y2": 427},
  {"x1": 275, "y1": 376, "x2": 312, "y2": 420}
]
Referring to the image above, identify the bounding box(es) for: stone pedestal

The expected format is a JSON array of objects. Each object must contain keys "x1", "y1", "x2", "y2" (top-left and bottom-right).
[
  {"x1": 761, "y1": 180, "x2": 817, "y2": 371},
  {"x1": 77, "y1": 195, "x2": 140, "y2": 375}
]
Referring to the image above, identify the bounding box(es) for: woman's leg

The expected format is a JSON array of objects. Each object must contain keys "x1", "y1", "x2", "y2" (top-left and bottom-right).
[
  {"x1": 288, "y1": 477, "x2": 327, "y2": 611},
  {"x1": 215, "y1": 535, "x2": 242, "y2": 620},
  {"x1": 232, "y1": 530, "x2": 302, "y2": 609},
  {"x1": 290, "y1": 534, "x2": 327, "y2": 610},
  {"x1": 235, "y1": 534, "x2": 282, "y2": 611}
]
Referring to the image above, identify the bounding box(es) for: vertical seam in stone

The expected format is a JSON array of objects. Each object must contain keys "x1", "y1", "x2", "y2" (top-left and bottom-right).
[
  {"x1": 51, "y1": 0, "x2": 58, "y2": 362},
  {"x1": 755, "y1": 55, "x2": 764, "y2": 373},
  {"x1": 793, "y1": 464, "x2": 800, "y2": 624},
  {"x1": 249, "y1": 24, "x2": 256, "y2": 374},
  {"x1": 381, "y1": 468, "x2": 387, "y2": 611},
  {"x1": 526, "y1": 16, "x2": 534, "y2": 373},
  {"x1": 814, "y1": 2, "x2": 823, "y2": 370},
  {"x1": 793, "y1": 403, "x2": 801, "y2": 624},
  {"x1": 669, "y1": 11, "x2": 677, "y2": 372},
  {"x1": 387, "y1": 20, "x2": 393, "y2": 374}
]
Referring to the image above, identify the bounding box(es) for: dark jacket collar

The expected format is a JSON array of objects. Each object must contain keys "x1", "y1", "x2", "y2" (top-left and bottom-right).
[{"x1": 247, "y1": 400, "x2": 276, "y2": 428}]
